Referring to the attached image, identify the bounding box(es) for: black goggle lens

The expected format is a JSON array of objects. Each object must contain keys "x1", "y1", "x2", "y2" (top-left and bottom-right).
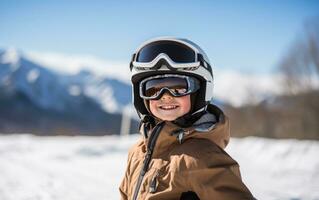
[{"x1": 136, "y1": 41, "x2": 195, "y2": 63}]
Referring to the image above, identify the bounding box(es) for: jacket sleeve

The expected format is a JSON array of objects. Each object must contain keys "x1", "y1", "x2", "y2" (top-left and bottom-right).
[
  {"x1": 182, "y1": 146, "x2": 255, "y2": 200},
  {"x1": 119, "y1": 175, "x2": 128, "y2": 200},
  {"x1": 119, "y1": 150, "x2": 133, "y2": 200}
]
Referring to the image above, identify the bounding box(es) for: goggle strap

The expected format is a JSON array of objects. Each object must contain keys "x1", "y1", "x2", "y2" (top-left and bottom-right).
[
  {"x1": 130, "y1": 53, "x2": 136, "y2": 71},
  {"x1": 198, "y1": 53, "x2": 212, "y2": 73}
]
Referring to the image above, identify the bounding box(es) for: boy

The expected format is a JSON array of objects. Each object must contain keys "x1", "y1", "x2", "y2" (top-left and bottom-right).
[{"x1": 120, "y1": 37, "x2": 255, "y2": 200}]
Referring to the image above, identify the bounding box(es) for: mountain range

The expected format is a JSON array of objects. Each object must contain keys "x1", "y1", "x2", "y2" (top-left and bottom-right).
[
  {"x1": 0, "y1": 49, "x2": 138, "y2": 135},
  {"x1": 0, "y1": 48, "x2": 287, "y2": 136}
]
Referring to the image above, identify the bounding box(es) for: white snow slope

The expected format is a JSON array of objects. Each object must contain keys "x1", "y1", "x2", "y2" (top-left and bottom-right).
[{"x1": 0, "y1": 134, "x2": 318, "y2": 200}]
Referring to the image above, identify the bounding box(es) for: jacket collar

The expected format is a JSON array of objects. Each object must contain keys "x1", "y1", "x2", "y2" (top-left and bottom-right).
[{"x1": 140, "y1": 104, "x2": 230, "y2": 157}]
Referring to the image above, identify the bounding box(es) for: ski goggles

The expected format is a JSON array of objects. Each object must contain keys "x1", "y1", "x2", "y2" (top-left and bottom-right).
[
  {"x1": 139, "y1": 74, "x2": 200, "y2": 100},
  {"x1": 130, "y1": 40, "x2": 211, "y2": 71}
]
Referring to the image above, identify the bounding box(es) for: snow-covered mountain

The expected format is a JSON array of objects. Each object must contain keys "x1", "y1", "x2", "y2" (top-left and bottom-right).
[
  {"x1": 0, "y1": 48, "x2": 132, "y2": 113},
  {"x1": 0, "y1": 48, "x2": 137, "y2": 135}
]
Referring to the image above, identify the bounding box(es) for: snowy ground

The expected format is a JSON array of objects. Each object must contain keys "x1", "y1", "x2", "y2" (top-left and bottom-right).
[{"x1": 0, "y1": 134, "x2": 318, "y2": 200}]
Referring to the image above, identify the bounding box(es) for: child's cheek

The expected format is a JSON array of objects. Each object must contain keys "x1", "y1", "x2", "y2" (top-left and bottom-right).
[
  {"x1": 179, "y1": 95, "x2": 191, "y2": 114},
  {"x1": 149, "y1": 100, "x2": 157, "y2": 114}
]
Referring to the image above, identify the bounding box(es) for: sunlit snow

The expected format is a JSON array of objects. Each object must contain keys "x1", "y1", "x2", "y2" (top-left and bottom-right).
[
  {"x1": 0, "y1": 134, "x2": 318, "y2": 200},
  {"x1": 0, "y1": 48, "x2": 20, "y2": 65},
  {"x1": 27, "y1": 69, "x2": 40, "y2": 83},
  {"x1": 68, "y1": 85, "x2": 82, "y2": 96}
]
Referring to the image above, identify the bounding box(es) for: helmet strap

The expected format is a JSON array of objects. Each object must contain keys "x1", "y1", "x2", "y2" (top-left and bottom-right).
[
  {"x1": 172, "y1": 104, "x2": 207, "y2": 128},
  {"x1": 139, "y1": 114, "x2": 156, "y2": 138}
]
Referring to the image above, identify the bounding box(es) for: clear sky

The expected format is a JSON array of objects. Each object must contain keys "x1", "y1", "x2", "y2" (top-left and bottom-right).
[{"x1": 1, "y1": 0, "x2": 319, "y2": 74}]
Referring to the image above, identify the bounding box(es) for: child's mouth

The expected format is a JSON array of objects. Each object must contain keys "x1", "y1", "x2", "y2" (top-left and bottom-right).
[{"x1": 159, "y1": 105, "x2": 179, "y2": 110}]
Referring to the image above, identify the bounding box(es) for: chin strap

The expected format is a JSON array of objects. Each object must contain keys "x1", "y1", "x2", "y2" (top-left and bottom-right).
[
  {"x1": 139, "y1": 115, "x2": 156, "y2": 138},
  {"x1": 172, "y1": 105, "x2": 207, "y2": 128}
]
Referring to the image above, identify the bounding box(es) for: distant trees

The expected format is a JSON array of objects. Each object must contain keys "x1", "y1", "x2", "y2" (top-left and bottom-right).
[
  {"x1": 226, "y1": 18, "x2": 319, "y2": 140},
  {"x1": 279, "y1": 17, "x2": 319, "y2": 94},
  {"x1": 276, "y1": 17, "x2": 319, "y2": 139}
]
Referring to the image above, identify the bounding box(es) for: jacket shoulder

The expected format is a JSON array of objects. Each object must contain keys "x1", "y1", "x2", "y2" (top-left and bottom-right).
[
  {"x1": 127, "y1": 138, "x2": 145, "y2": 158},
  {"x1": 169, "y1": 138, "x2": 238, "y2": 172}
]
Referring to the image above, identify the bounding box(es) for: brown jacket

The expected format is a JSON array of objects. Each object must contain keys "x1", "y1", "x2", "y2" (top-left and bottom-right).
[{"x1": 119, "y1": 104, "x2": 255, "y2": 200}]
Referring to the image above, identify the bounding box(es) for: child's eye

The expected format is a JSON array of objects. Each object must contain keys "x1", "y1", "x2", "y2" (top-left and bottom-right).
[{"x1": 146, "y1": 88, "x2": 161, "y2": 97}]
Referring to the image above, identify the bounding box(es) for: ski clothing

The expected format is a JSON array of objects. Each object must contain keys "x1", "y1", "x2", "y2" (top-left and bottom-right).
[
  {"x1": 122, "y1": 37, "x2": 255, "y2": 199},
  {"x1": 119, "y1": 104, "x2": 255, "y2": 200}
]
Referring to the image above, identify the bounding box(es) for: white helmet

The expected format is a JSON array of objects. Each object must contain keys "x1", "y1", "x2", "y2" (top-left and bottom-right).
[{"x1": 130, "y1": 37, "x2": 214, "y2": 118}]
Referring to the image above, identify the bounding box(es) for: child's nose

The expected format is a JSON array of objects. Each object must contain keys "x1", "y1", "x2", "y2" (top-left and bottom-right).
[{"x1": 160, "y1": 92, "x2": 173, "y2": 101}]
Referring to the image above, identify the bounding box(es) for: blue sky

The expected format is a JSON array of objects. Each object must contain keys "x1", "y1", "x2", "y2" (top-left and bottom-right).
[{"x1": 1, "y1": 0, "x2": 319, "y2": 74}]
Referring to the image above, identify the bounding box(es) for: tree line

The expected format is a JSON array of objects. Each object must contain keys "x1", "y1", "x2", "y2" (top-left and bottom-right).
[{"x1": 225, "y1": 17, "x2": 319, "y2": 140}]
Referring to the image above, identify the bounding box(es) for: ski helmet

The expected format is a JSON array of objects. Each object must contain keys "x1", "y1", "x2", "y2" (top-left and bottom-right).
[{"x1": 130, "y1": 37, "x2": 214, "y2": 118}]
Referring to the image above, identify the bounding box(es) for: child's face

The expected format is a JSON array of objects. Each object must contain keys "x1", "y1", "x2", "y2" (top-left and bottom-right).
[{"x1": 149, "y1": 92, "x2": 191, "y2": 121}]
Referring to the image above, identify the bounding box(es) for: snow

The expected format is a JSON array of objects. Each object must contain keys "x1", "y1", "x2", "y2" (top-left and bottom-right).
[
  {"x1": 26, "y1": 69, "x2": 40, "y2": 83},
  {"x1": 84, "y1": 84, "x2": 119, "y2": 113},
  {"x1": 0, "y1": 134, "x2": 134, "y2": 200},
  {"x1": 226, "y1": 137, "x2": 319, "y2": 200},
  {"x1": 0, "y1": 134, "x2": 318, "y2": 200},
  {"x1": 0, "y1": 48, "x2": 20, "y2": 65},
  {"x1": 214, "y1": 69, "x2": 284, "y2": 107},
  {"x1": 68, "y1": 85, "x2": 82, "y2": 96},
  {"x1": 24, "y1": 51, "x2": 130, "y2": 83}
]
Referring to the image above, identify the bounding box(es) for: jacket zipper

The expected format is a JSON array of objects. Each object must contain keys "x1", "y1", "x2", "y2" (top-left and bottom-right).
[
  {"x1": 149, "y1": 170, "x2": 159, "y2": 193},
  {"x1": 132, "y1": 121, "x2": 165, "y2": 200}
]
